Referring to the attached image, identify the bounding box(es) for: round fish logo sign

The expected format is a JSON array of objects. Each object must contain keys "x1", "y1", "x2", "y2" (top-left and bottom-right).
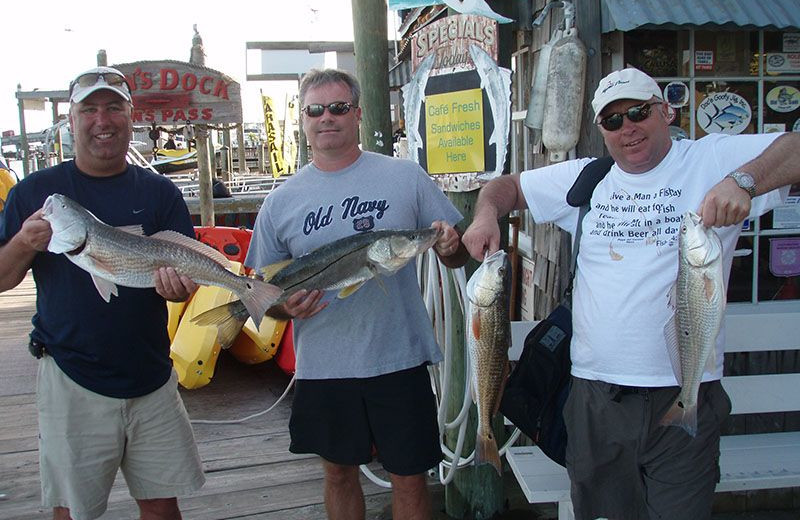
[
  {"x1": 697, "y1": 92, "x2": 752, "y2": 135},
  {"x1": 766, "y1": 85, "x2": 800, "y2": 113}
]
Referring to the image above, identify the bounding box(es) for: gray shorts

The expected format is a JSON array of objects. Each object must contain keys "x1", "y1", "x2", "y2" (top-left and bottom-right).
[
  {"x1": 37, "y1": 356, "x2": 205, "y2": 520},
  {"x1": 563, "y1": 377, "x2": 731, "y2": 520}
]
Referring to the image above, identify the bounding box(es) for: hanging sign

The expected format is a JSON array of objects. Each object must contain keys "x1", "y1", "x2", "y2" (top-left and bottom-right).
[
  {"x1": 262, "y1": 94, "x2": 287, "y2": 178},
  {"x1": 770, "y1": 237, "x2": 800, "y2": 276},
  {"x1": 115, "y1": 60, "x2": 242, "y2": 125},
  {"x1": 696, "y1": 92, "x2": 751, "y2": 135},
  {"x1": 403, "y1": 14, "x2": 510, "y2": 180},
  {"x1": 425, "y1": 88, "x2": 485, "y2": 173}
]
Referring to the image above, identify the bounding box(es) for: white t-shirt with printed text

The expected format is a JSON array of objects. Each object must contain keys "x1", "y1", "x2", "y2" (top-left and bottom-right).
[{"x1": 521, "y1": 133, "x2": 789, "y2": 386}]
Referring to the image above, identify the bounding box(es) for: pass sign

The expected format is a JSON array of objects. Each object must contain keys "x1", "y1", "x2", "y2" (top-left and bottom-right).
[{"x1": 425, "y1": 89, "x2": 484, "y2": 174}]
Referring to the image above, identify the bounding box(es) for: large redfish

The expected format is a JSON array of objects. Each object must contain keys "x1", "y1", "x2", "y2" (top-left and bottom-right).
[
  {"x1": 467, "y1": 249, "x2": 511, "y2": 475},
  {"x1": 41, "y1": 193, "x2": 281, "y2": 328},
  {"x1": 661, "y1": 211, "x2": 725, "y2": 436}
]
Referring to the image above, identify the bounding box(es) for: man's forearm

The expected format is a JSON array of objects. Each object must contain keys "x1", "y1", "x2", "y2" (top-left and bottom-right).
[
  {"x1": 474, "y1": 174, "x2": 526, "y2": 222},
  {"x1": 742, "y1": 133, "x2": 800, "y2": 196}
]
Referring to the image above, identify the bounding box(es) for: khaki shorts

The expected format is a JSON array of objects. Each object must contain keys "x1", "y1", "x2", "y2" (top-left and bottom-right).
[{"x1": 37, "y1": 356, "x2": 205, "y2": 520}]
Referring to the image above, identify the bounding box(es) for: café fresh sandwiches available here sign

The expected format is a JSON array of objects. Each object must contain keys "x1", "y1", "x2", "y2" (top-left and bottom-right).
[
  {"x1": 115, "y1": 60, "x2": 243, "y2": 125},
  {"x1": 425, "y1": 88, "x2": 485, "y2": 173}
]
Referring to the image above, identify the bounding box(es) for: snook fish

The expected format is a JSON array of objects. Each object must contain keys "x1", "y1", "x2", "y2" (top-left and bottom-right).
[
  {"x1": 467, "y1": 249, "x2": 511, "y2": 475},
  {"x1": 41, "y1": 193, "x2": 281, "y2": 328},
  {"x1": 661, "y1": 211, "x2": 725, "y2": 436},
  {"x1": 193, "y1": 227, "x2": 442, "y2": 347}
]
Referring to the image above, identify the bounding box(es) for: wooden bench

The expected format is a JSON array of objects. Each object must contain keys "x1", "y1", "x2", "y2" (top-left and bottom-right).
[{"x1": 505, "y1": 305, "x2": 800, "y2": 519}]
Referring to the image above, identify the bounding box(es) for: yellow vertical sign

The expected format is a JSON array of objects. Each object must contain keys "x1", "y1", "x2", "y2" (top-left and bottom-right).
[
  {"x1": 425, "y1": 88, "x2": 484, "y2": 174},
  {"x1": 262, "y1": 94, "x2": 287, "y2": 178}
]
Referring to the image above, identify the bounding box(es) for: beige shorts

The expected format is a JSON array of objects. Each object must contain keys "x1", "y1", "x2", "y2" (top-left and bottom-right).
[{"x1": 37, "y1": 355, "x2": 205, "y2": 520}]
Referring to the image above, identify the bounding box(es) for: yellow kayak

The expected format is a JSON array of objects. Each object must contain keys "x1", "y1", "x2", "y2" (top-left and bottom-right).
[
  {"x1": 0, "y1": 163, "x2": 17, "y2": 213},
  {"x1": 229, "y1": 315, "x2": 287, "y2": 365},
  {"x1": 170, "y1": 261, "x2": 242, "y2": 390}
]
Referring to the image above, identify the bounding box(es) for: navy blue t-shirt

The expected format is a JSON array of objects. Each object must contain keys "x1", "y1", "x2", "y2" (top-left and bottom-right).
[{"x1": 0, "y1": 161, "x2": 194, "y2": 398}]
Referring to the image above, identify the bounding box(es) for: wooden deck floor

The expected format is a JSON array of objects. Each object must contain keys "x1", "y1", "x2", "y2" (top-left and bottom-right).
[{"x1": 0, "y1": 274, "x2": 404, "y2": 520}]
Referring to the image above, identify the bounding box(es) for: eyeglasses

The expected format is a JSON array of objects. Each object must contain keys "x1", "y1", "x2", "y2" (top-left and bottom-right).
[
  {"x1": 69, "y1": 72, "x2": 130, "y2": 96},
  {"x1": 303, "y1": 102, "x2": 357, "y2": 118},
  {"x1": 597, "y1": 102, "x2": 660, "y2": 131}
]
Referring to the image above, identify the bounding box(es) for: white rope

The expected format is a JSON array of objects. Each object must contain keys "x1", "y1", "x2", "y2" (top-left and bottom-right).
[{"x1": 190, "y1": 374, "x2": 295, "y2": 425}]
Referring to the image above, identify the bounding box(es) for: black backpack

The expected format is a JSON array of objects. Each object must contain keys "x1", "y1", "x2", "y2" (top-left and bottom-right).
[{"x1": 499, "y1": 156, "x2": 613, "y2": 466}]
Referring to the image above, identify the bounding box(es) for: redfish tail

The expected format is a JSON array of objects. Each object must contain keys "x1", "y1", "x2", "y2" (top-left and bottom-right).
[
  {"x1": 239, "y1": 279, "x2": 282, "y2": 329},
  {"x1": 475, "y1": 429, "x2": 502, "y2": 476},
  {"x1": 660, "y1": 397, "x2": 698, "y2": 437}
]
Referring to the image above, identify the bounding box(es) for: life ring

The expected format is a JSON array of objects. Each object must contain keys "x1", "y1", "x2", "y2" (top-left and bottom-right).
[{"x1": 194, "y1": 226, "x2": 252, "y2": 265}]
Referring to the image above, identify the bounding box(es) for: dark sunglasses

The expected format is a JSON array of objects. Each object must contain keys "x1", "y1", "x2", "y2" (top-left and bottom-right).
[
  {"x1": 597, "y1": 102, "x2": 660, "y2": 131},
  {"x1": 303, "y1": 102, "x2": 356, "y2": 118},
  {"x1": 69, "y1": 72, "x2": 130, "y2": 96}
]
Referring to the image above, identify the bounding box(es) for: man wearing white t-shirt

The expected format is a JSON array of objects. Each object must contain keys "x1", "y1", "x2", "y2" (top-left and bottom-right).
[{"x1": 462, "y1": 67, "x2": 800, "y2": 520}]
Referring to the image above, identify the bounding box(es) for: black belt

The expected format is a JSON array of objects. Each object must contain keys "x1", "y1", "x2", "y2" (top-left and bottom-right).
[{"x1": 611, "y1": 384, "x2": 652, "y2": 402}]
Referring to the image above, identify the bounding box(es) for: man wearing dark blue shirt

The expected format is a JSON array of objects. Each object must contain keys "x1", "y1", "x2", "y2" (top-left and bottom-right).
[{"x1": 0, "y1": 66, "x2": 205, "y2": 520}]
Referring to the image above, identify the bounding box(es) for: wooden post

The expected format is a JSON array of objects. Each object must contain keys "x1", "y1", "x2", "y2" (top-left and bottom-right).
[
  {"x1": 443, "y1": 192, "x2": 507, "y2": 519},
  {"x1": 190, "y1": 25, "x2": 214, "y2": 226},
  {"x1": 195, "y1": 125, "x2": 214, "y2": 226},
  {"x1": 17, "y1": 85, "x2": 30, "y2": 177},
  {"x1": 257, "y1": 142, "x2": 266, "y2": 174},
  {"x1": 351, "y1": 0, "x2": 392, "y2": 156},
  {"x1": 575, "y1": 0, "x2": 605, "y2": 158},
  {"x1": 236, "y1": 124, "x2": 248, "y2": 173},
  {"x1": 51, "y1": 101, "x2": 63, "y2": 164},
  {"x1": 221, "y1": 125, "x2": 231, "y2": 181},
  {"x1": 444, "y1": 3, "x2": 514, "y2": 517}
]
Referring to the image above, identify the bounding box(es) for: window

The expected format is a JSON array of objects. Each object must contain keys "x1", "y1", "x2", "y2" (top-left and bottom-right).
[{"x1": 627, "y1": 28, "x2": 800, "y2": 304}]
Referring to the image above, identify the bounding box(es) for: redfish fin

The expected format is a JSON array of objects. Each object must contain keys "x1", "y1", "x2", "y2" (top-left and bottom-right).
[
  {"x1": 660, "y1": 397, "x2": 698, "y2": 437},
  {"x1": 662, "y1": 314, "x2": 682, "y2": 386},
  {"x1": 91, "y1": 273, "x2": 119, "y2": 302},
  {"x1": 151, "y1": 230, "x2": 231, "y2": 268},
  {"x1": 475, "y1": 431, "x2": 502, "y2": 476}
]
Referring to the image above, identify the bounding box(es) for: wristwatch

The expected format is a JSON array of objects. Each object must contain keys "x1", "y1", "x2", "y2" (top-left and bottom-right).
[{"x1": 726, "y1": 171, "x2": 756, "y2": 198}]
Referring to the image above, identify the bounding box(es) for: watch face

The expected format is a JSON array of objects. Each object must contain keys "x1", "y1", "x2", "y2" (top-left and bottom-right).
[{"x1": 737, "y1": 172, "x2": 755, "y2": 188}]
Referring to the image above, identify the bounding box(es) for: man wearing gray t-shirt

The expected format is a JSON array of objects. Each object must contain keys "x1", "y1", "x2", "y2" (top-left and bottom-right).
[{"x1": 246, "y1": 69, "x2": 468, "y2": 520}]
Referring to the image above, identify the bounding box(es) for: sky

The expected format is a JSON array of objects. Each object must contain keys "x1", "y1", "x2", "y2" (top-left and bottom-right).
[{"x1": 1, "y1": 0, "x2": 399, "y2": 136}]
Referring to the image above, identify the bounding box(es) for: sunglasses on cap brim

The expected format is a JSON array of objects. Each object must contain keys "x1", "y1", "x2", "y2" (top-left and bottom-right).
[
  {"x1": 303, "y1": 102, "x2": 357, "y2": 117},
  {"x1": 69, "y1": 72, "x2": 131, "y2": 97},
  {"x1": 597, "y1": 102, "x2": 661, "y2": 131}
]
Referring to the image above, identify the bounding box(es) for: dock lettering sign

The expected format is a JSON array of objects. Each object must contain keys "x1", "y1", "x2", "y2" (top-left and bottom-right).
[{"x1": 114, "y1": 60, "x2": 243, "y2": 125}]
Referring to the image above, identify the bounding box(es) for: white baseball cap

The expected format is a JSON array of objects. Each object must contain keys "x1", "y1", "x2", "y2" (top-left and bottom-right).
[
  {"x1": 69, "y1": 66, "x2": 132, "y2": 104},
  {"x1": 591, "y1": 68, "x2": 662, "y2": 121}
]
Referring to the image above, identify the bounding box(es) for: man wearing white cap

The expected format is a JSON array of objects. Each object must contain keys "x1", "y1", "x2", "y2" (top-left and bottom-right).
[
  {"x1": 0, "y1": 66, "x2": 205, "y2": 519},
  {"x1": 462, "y1": 67, "x2": 800, "y2": 519}
]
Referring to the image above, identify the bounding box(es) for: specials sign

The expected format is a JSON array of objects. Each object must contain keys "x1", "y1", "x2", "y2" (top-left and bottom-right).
[
  {"x1": 114, "y1": 60, "x2": 242, "y2": 125},
  {"x1": 411, "y1": 14, "x2": 498, "y2": 74}
]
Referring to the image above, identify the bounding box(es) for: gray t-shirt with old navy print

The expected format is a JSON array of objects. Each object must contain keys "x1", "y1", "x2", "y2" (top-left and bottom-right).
[{"x1": 245, "y1": 151, "x2": 463, "y2": 379}]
